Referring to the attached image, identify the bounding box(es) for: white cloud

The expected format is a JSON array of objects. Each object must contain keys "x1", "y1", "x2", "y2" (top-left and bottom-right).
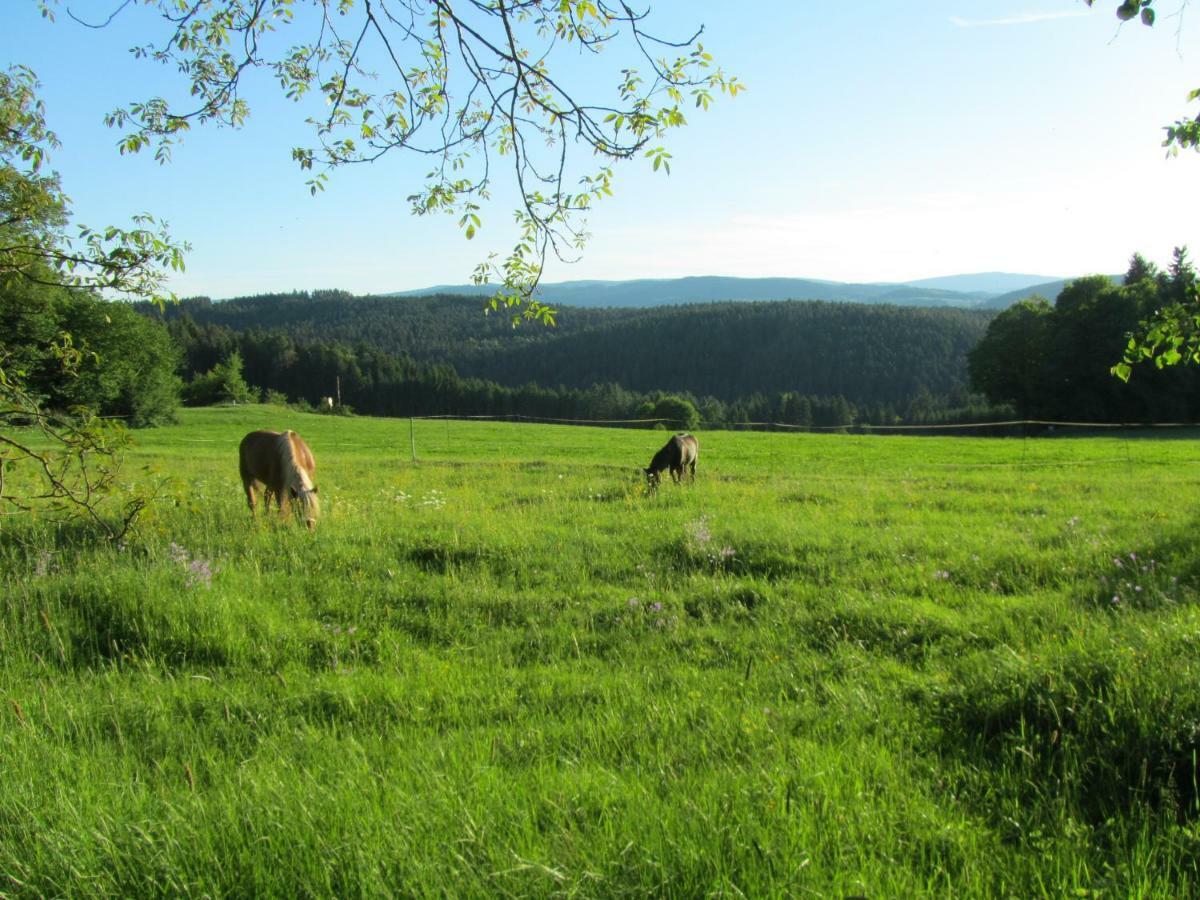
[
  {"x1": 558, "y1": 176, "x2": 1198, "y2": 286},
  {"x1": 950, "y1": 10, "x2": 1090, "y2": 28}
]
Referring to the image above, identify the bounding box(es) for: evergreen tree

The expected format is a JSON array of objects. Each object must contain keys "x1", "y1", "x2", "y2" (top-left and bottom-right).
[{"x1": 1124, "y1": 252, "x2": 1158, "y2": 286}]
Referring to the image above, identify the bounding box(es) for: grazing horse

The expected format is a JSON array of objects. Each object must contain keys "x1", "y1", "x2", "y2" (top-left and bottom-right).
[
  {"x1": 644, "y1": 433, "x2": 699, "y2": 488},
  {"x1": 239, "y1": 429, "x2": 320, "y2": 529}
]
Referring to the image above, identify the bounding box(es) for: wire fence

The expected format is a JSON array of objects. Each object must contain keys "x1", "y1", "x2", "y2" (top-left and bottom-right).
[
  {"x1": 154, "y1": 408, "x2": 1200, "y2": 481},
  {"x1": 404, "y1": 412, "x2": 1200, "y2": 433},
  {"x1": 363, "y1": 414, "x2": 1199, "y2": 475}
]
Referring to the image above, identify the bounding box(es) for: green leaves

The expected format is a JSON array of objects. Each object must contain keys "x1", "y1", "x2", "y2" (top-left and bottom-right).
[
  {"x1": 1, "y1": 66, "x2": 189, "y2": 310},
  {"x1": 1087, "y1": 0, "x2": 1156, "y2": 25},
  {"x1": 458, "y1": 208, "x2": 482, "y2": 240},
  {"x1": 41, "y1": 1, "x2": 739, "y2": 325},
  {"x1": 645, "y1": 146, "x2": 672, "y2": 174},
  {"x1": 1082, "y1": 2, "x2": 1200, "y2": 155},
  {"x1": 1111, "y1": 249, "x2": 1200, "y2": 381}
]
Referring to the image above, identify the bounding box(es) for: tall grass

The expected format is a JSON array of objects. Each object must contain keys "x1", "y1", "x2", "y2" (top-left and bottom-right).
[{"x1": 3, "y1": 407, "x2": 1200, "y2": 895}]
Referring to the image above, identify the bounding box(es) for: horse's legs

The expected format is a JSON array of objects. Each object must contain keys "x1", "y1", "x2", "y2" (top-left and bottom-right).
[
  {"x1": 671, "y1": 465, "x2": 682, "y2": 485},
  {"x1": 688, "y1": 461, "x2": 696, "y2": 483},
  {"x1": 243, "y1": 479, "x2": 258, "y2": 514}
]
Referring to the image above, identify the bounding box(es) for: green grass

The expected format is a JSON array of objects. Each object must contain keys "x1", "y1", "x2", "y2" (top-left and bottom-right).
[{"x1": 4, "y1": 406, "x2": 1200, "y2": 896}]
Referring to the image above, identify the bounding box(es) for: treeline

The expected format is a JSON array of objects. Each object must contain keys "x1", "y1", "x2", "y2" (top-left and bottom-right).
[
  {"x1": 970, "y1": 250, "x2": 1200, "y2": 422},
  {"x1": 166, "y1": 315, "x2": 1006, "y2": 427},
  {"x1": 154, "y1": 294, "x2": 994, "y2": 412}
]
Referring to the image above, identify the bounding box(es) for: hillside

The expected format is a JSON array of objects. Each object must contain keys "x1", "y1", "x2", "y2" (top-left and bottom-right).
[
  {"x1": 159, "y1": 292, "x2": 632, "y2": 361},
  {"x1": 456, "y1": 301, "x2": 991, "y2": 405},
  {"x1": 158, "y1": 293, "x2": 994, "y2": 409},
  {"x1": 901, "y1": 271, "x2": 1061, "y2": 294}
]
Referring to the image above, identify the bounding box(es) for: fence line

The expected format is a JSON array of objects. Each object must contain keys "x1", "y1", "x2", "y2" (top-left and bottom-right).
[
  {"x1": 165, "y1": 414, "x2": 1200, "y2": 440},
  {"x1": 405, "y1": 413, "x2": 1200, "y2": 432}
]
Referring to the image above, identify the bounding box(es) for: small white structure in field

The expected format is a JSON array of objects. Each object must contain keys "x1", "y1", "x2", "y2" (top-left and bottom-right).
[{"x1": 321, "y1": 396, "x2": 335, "y2": 410}]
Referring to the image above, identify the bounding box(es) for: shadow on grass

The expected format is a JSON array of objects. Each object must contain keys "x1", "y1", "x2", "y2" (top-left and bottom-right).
[{"x1": 928, "y1": 516, "x2": 1200, "y2": 832}]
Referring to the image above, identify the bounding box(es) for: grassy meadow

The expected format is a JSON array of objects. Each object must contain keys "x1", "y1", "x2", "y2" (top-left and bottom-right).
[{"x1": 5, "y1": 406, "x2": 1200, "y2": 896}]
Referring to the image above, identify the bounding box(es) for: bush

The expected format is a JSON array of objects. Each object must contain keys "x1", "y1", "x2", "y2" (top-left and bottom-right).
[
  {"x1": 182, "y1": 351, "x2": 255, "y2": 406},
  {"x1": 635, "y1": 394, "x2": 700, "y2": 431}
]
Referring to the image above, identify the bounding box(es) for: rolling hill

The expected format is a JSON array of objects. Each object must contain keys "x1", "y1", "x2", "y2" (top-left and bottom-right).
[{"x1": 389, "y1": 273, "x2": 1060, "y2": 310}]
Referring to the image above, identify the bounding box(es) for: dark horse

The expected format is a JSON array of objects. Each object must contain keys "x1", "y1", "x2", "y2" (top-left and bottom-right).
[
  {"x1": 239, "y1": 429, "x2": 320, "y2": 529},
  {"x1": 644, "y1": 433, "x2": 699, "y2": 488}
]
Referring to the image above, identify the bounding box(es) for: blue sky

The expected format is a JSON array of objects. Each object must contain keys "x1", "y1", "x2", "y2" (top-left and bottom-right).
[{"x1": 4, "y1": 1, "x2": 1200, "y2": 297}]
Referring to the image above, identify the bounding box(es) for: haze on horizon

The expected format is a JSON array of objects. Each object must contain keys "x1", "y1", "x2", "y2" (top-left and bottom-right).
[{"x1": 2, "y1": 1, "x2": 1198, "y2": 299}]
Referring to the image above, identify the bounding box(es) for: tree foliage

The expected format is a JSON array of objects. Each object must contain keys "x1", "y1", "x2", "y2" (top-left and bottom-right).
[
  {"x1": 634, "y1": 394, "x2": 698, "y2": 430},
  {"x1": 967, "y1": 297, "x2": 1052, "y2": 418},
  {"x1": 1, "y1": 66, "x2": 185, "y2": 536},
  {"x1": 1113, "y1": 247, "x2": 1200, "y2": 380},
  {"x1": 42, "y1": 0, "x2": 740, "y2": 322},
  {"x1": 0, "y1": 66, "x2": 186, "y2": 302},
  {"x1": 155, "y1": 292, "x2": 992, "y2": 411},
  {"x1": 971, "y1": 254, "x2": 1200, "y2": 421},
  {"x1": 1083, "y1": 0, "x2": 1200, "y2": 377},
  {"x1": 180, "y1": 349, "x2": 256, "y2": 406},
  {"x1": 1, "y1": 279, "x2": 182, "y2": 426},
  {"x1": 155, "y1": 294, "x2": 1003, "y2": 427},
  {"x1": 0, "y1": 336, "x2": 155, "y2": 540},
  {"x1": 1085, "y1": 1, "x2": 1200, "y2": 153}
]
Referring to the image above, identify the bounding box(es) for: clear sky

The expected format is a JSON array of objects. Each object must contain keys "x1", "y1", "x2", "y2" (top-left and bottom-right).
[{"x1": 4, "y1": 1, "x2": 1200, "y2": 298}]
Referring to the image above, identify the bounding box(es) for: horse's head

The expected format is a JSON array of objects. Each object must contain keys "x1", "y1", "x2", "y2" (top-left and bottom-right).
[
  {"x1": 643, "y1": 467, "x2": 661, "y2": 489},
  {"x1": 290, "y1": 484, "x2": 320, "y2": 529}
]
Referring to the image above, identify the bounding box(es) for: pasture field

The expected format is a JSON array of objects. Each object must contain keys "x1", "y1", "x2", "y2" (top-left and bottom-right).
[{"x1": 5, "y1": 407, "x2": 1200, "y2": 897}]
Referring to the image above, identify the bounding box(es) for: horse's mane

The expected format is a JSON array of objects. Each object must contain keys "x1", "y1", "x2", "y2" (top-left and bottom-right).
[{"x1": 280, "y1": 431, "x2": 319, "y2": 520}]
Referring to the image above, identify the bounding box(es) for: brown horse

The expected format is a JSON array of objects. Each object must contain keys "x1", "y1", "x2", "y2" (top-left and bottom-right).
[
  {"x1": 239, "y1": 429, "x2": 320, "y2": 529},
  {"x1": 645, "y1": 433, "x2": 699, "y2": 488}
]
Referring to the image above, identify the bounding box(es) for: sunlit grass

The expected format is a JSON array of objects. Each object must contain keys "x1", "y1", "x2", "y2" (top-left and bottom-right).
[{"x1": 3, "y1": 406, "x2": 1200, "y2": 895}]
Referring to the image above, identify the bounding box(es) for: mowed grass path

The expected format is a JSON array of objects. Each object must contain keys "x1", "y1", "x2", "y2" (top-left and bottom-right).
[{"x1": 4, "y1": 407, "x2": 1200, "y2": 896}]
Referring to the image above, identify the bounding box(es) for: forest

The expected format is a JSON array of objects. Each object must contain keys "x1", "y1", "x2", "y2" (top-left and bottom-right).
[
  {"x1": 150, "y1": 294, "x2": 1000, "y2": 427},
  {"x1": 5, "y1": 249, "x2": 1199, "y2": 431}
]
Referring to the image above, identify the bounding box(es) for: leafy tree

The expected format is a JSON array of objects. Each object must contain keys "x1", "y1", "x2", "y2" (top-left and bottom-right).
[
  {"x1": 969, "y1": 298, "x2": 1055, "y2": 417},
  {"x1": 1081, "y1": 4, "x2": 1200, "y2": 379},
  {"x1": 1, "y1": 67, "x2": 185, "y2": 534},
  {"x1": 1114, "y1": 246, "x2": 1200, "y2": 381},
  {"x1": 971, "y1": 264, "x2": 1200, "y2": 421},
  {"x1": 182, "y1": 350, "x2": 256, "y2": 406},
  {"x1": 1, "y1": 283, "x2": 181, "y2": 426},
  {"x1": 0, "y1": 66, "x2": 185, "y2": 301},
  {"x1": 41, "y1": 0, "x2": 740, "y2": 322},
  {"x1": 0, "y1": 328, "x2": 162, "y2": 539},
  {"x1": 634, "y1": 394, "x2": 699, "y2": 430},
  {"x1": 1045, "y1": 276, "x2": 1144, "y2": 420}
]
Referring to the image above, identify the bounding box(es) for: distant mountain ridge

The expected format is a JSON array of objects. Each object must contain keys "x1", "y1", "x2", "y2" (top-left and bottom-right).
[
  {"x1": 983, "y1": 275, "x2": 1122, "y2": 309},
  {"x1": 389, "y1": 273, "x2": 1061, "y2": 310},
  {"x1": 900, "y1": 272, "x2": 1062, "y2": 294}
]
